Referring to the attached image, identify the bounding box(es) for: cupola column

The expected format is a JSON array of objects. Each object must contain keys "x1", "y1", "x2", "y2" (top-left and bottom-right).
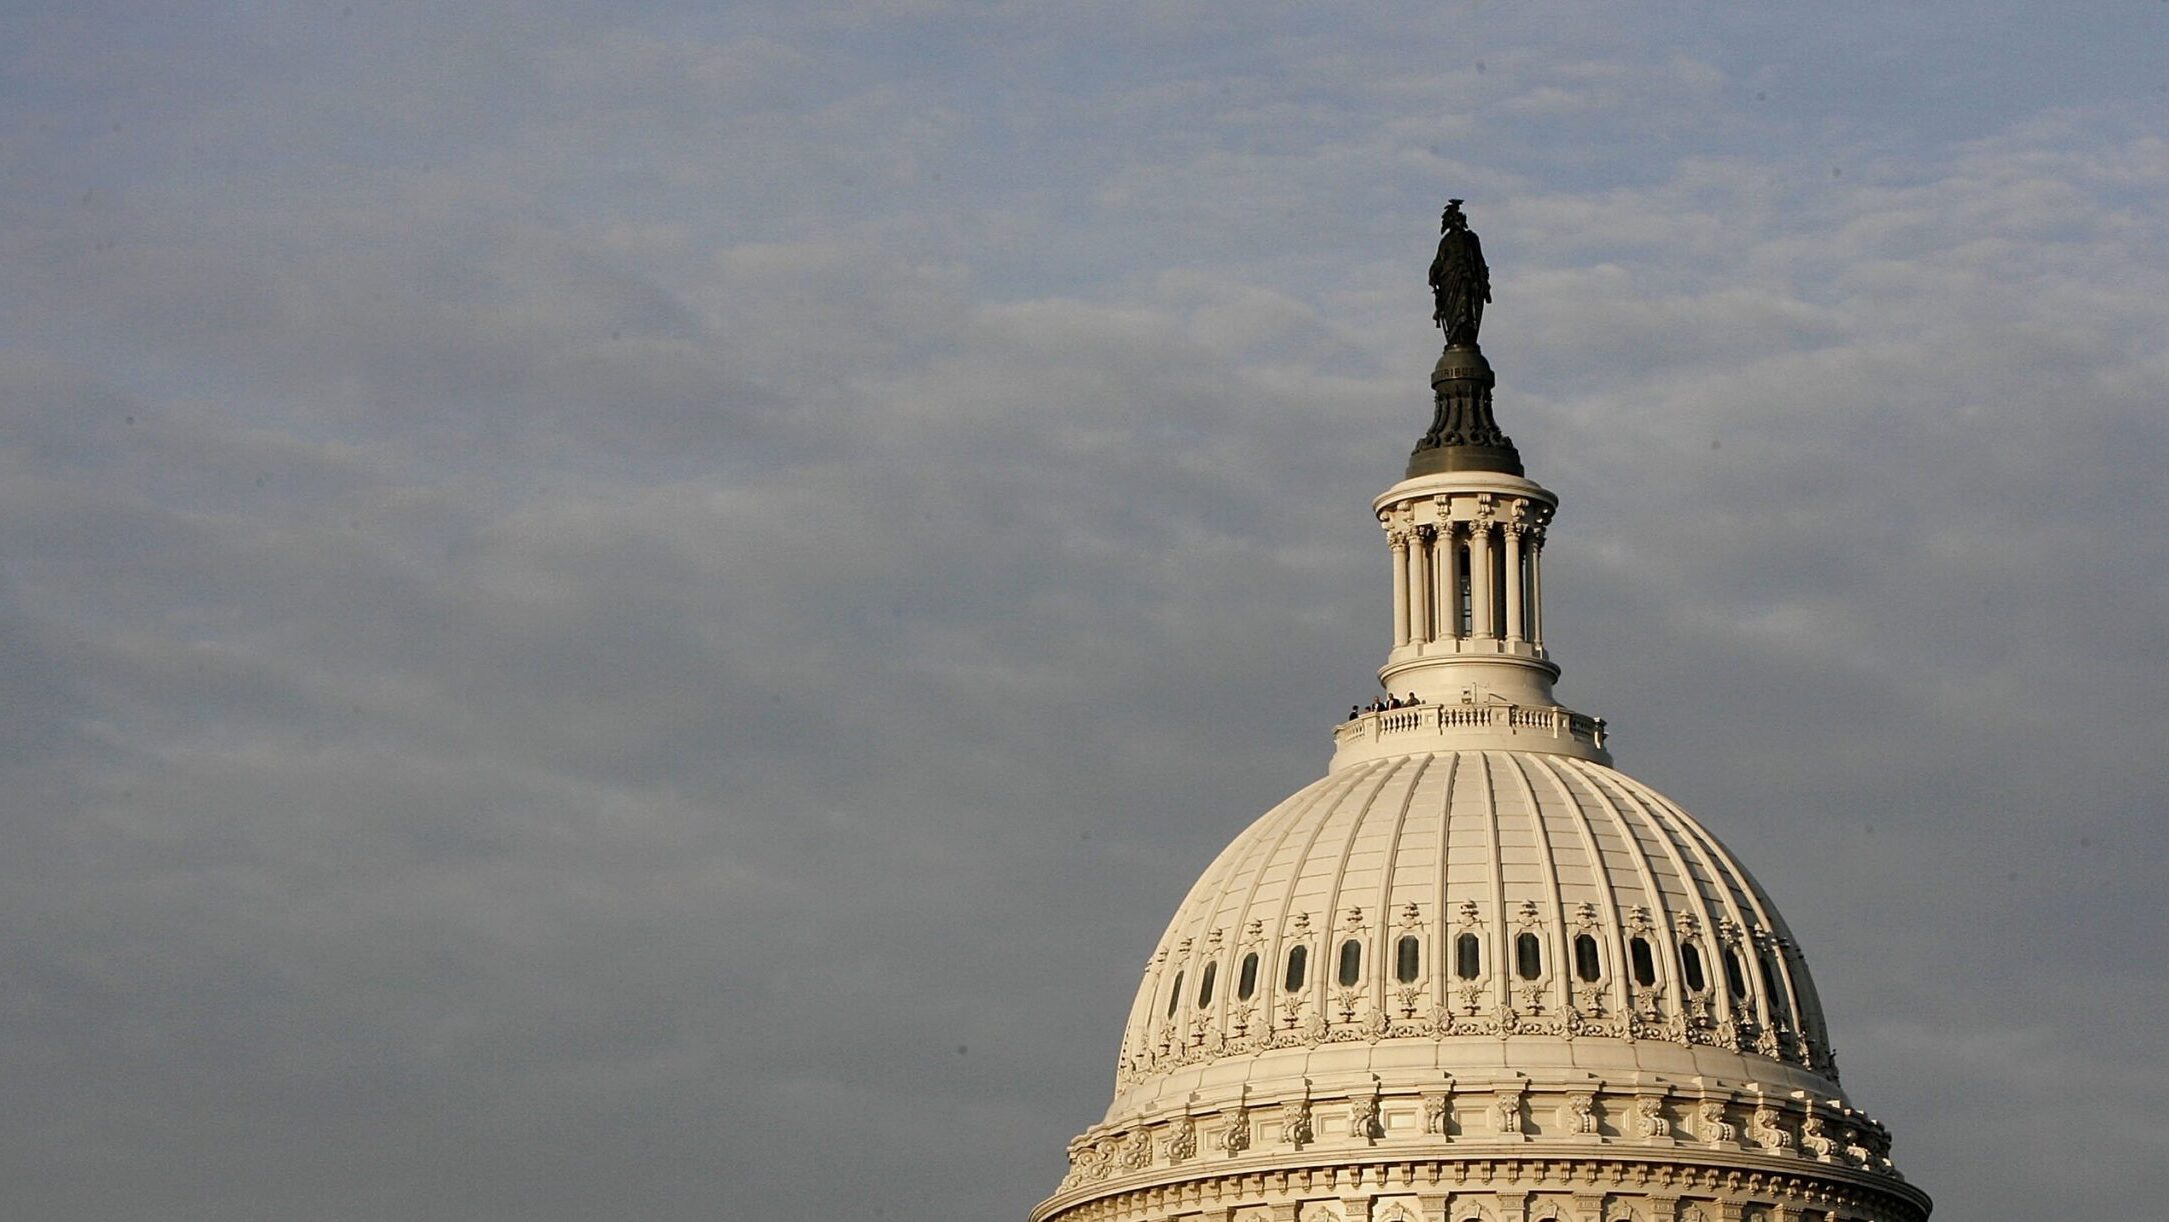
[
  {"x1": 1407, "y1": 529, "x2": 1432, "y2": 643},
  {"x1": 1434, "y1": 521, "x2": 1461, "y2": 640},
  {"x1": 1529, "y1": 530, "x2": 1545, "y2": 647},
  {"x1": 1503, "y1": 523, "x2": 1526, "y2": 643},
  {"x1": 1388, "y1": 527, "x2": 1412, "y2": 646},
  {"x1": 1468, "y1": 521, "x2": 1495, "y2": 639}
]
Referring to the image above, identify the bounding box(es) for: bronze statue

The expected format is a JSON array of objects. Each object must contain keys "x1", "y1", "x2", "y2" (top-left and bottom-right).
[
  {"x1": 1409, "y1": 199, "x2": 1521, "y2": 477},
  {"x1": 1428, "y1": 199, "x2": 1489, "y2": 347}
]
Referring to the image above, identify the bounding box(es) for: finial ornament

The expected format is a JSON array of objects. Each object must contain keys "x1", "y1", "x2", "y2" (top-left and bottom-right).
[{"x1": 1428, "y1": 199, "x2": 1491, "y2": 347}]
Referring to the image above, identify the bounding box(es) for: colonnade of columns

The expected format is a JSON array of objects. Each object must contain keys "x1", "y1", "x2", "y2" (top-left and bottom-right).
[{"x1": 1387, "y1": 517, "x2": 1545, "y2": 649}]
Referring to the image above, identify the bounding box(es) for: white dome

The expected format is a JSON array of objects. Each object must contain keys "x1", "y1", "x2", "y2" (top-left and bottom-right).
[{"x1": 1110, "y1": 748, "x2": 1838, "y2": 1126}]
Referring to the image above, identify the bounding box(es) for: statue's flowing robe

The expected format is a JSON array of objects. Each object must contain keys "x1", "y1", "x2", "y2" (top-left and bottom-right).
[{"x1": 1429, "y1": 230, "x2": 1490, "y2": 346}]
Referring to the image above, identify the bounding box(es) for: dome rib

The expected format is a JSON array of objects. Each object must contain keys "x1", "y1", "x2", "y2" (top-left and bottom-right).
[
  {"x1": 1644, "y1": 776, "x2": 1773, "y2": 1023},
  {"x1": 1522, "y1": 752, "x2": 1635, "y2": 1018},
  {"x1": 1367, "y1": 753, "x2": 1433, "y2": 1008},
  {"x1": 1649, "y1": 784, "x2": 1825, "y2": 1056},
  {"x1": 1514, "y1": 752, "x2": 1582, "y2": 1014},
  {"x1": 1211, "y1": 753, "x2": 1354, "y2": 1043},
  {"x1": 1174, "y1": 756, "x2": 1379, "y2": 1066},
  {"x1": 1307, "y1": 755, "x2": 1414, "y2": 1025},
  {"x1": 1425, "y1": 753, "x2": 1460, "y2": 1019},
  {"x1": 1471, "y1": 753, "x2": 1506, "y2": 1018},
  {"x1": 1573, "y1": 757, "x2": 1736, "y2": 1020}
]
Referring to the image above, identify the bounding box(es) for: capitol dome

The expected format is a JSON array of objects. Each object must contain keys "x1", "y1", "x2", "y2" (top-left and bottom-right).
[
  {"x1": 1109, "y1": 748, "x2": 1838, "y2": 1120},
  {"x1": 1034, "y1": 205, "x2": 1927, "y2": 1222}
]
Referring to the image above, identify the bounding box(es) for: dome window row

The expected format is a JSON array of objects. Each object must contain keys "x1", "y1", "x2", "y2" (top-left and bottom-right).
[
  {"x1": 1145, "y1": 921, "x2": 1805, "y2": 1033},
  {"x1": 1125, "y1": 931, "x2": 1831, "y2": 1084}
]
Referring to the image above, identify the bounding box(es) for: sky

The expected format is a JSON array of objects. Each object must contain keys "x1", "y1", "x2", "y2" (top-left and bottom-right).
[{"x1": 1, "y1": 3, "x2": 2165, "y2": 1219}]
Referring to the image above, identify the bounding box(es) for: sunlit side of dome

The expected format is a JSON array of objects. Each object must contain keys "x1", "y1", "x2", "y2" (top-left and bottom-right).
[{"x1": 1110, "y1": 750, "x2": 1837, "y2": 1124}]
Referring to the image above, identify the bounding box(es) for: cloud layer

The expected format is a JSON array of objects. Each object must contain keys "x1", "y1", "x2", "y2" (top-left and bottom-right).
[{"x1": 2, "y1": 5, "x2": 2164, "y2": 1220}]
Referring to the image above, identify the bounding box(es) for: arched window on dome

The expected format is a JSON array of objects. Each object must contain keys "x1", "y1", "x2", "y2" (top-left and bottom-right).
[
  {"x1": 1165, "y1": 971, "x2": 1184, "y2": 1018},
  {"x1": 1629, "y1": 936, "x2": 1657, "y2": 987},
  {"x1": 1679, "y1": 941, "x2": 1708, "y2": 993},
  {"x1": 1572, "y1": 933, "x2": 1601, "y2": 982},
  {"x1": 1283, "y1": 944, "x2": 1308, "y2": 992},
  {"x1": 1395, "y1": 935, "x2": 1422, "y2": 983},
  {"x1": 1196, "y1": 960, "x2": 1217, "y2": 1008},
  {"x1": 1236, "y1": 951, "x2": 1259, "y2": 1001},
  {"x1": 1454, "y1": 932, "x2": 1481, "y2": 979},
  {"x1": 1722, "y1": 947, "x2": 1749, "y2": 1000},
  {"x1": 1337, "y1": 938, "x2": 1363, "y2": 987},
  {"x1": 1514, "y1": 931, "x2": 1542, "y2": 980},
  {"x1": 1759, "y1": 952, "x2": 1791, "y2": 1023}
]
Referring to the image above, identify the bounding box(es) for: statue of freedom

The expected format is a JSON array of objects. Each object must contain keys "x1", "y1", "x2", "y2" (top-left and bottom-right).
[{"x1": 1428, "y1": 199, "x2": 1490, "y2": 347}]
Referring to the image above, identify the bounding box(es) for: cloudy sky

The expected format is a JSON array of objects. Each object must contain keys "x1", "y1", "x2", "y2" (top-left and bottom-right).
[{"x1": 3, "y1": 3, "x2": 2165, "y2": 1219}]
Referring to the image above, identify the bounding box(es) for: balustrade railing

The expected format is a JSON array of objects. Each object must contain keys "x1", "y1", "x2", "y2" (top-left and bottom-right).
[{"x1": 1334, "y1": 702, "x2": 1606, "y2": 751}]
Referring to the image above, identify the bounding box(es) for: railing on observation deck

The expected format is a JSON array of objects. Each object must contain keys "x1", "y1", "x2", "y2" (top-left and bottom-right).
[{"x1": 1333, "y1": 702, "x2": 1607, "y2": 752}]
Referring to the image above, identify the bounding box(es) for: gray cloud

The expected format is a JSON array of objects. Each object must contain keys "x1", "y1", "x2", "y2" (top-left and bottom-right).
[{"x1": 0, "y1": 6, "x2": 2163, "y2": 1221}]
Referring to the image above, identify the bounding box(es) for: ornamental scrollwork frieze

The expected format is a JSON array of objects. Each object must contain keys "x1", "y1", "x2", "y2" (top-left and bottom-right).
[
  {"x1": 1217, "y1": 1108, "x2": 1250, "y2": 1156},
  {"x1": 1493, "y1": 1085, "x2": 1526, "y2": 1136},
  {"x1": 1503, "y1": 1007, "x2": 1561, "y2": 1037},
  {"x1": 1564, "y1": 1004, "x2": 1621, "y2": 1039},
  {"x1": 1798, "y1": 1112, "x2": 1837, "y2": 1163},
  {"x1": 1561, "y1": 1091, "x2": 1599, "y2": 1135},
  {"x1": 1333, "y1": 988, "x2": 1365, "y2": 1025},
  {"x1": 1226, "y1": 1003, "x2": 1256, "y2": 1039},
  {"x1": 1057, "y1": 1083, "x2": 1914, "y2": 1215},
  {"x1": 1164, "y1": 1114, "x2": 1196, "y2": 1163},
  {"x1": 1747, "y1": 1101, "x2": 1793, "y2": 1153},
  {"x1": 1393, "y1": 985, "x2": 1425, "y2": 1019},
  {"x1": 1363, "y1": 1005, "x2": 1394, "y2": 1041},
  {"x1": 1119, "y1": 1126, "x2": 1152, "y2": 1170},
  {"x1": 1423, "y1": 1086, "x2": 1454, "y2": 1135},
  {"x1": 1350, "y1": 1087, "x2": 1384, "y2": 1142},
  {"x1": 1631, "y1": 1093, "x2": 1672, "y2": 1139},
  {"x1": 1695, "y1": 1099, "x2": 1738, "y2": 1147},
  {"x1": 1282, "y1": 1095, "x2": 1315, "y2": 1147},
  {"x1": 1119, "y1": 981, "x2": 1831, "y2": 1080}
]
